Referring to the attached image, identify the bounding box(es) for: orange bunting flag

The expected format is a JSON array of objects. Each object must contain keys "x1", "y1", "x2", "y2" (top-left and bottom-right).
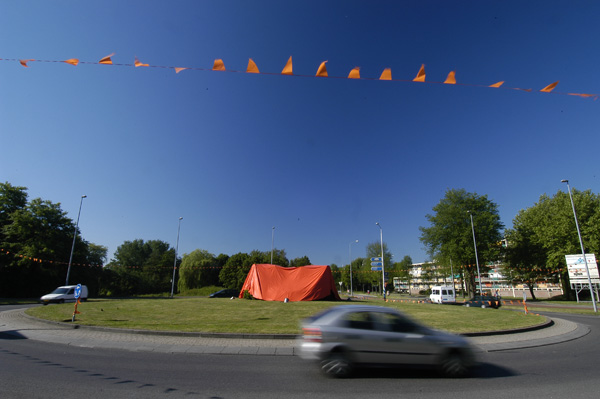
[
  {"x1": 281, "y1": 56, "x2": 293, "y2": 75},
  {"x1": 19, "y1": 59, "x2": 35, "y2": 67},
  {"x1": 247, "y1": 58, "x2": 259, "y2": 73},
  {"x1": 63, "y1": 58, "x2": 79, "y2": 66},
  {"x1": 316, "y1": 61, "x2": 328, "y2": 77},
  {"x1": 213, "y1": 59, "x2": 225, "y2": 71},
  {"x1": 489, "y1": 81, "x2": 504, "y2": 88},
  {"x1": 379, "y1": 68, "x2": 392, "y2": 80},
  {"x1": 174, "y1": 67, "x2": 187, "y2": 74},
  {"x1": 134, "y1": 57, "x2": 149, "y2": 67},
  {"x1": 540, "y1": 81, "x2": 559, "y2": 92},
  {"x1": 444, "y1": 71, "x2": 456, "y2": 84},
  {"x1": 348, "y1": 67, "x2": 360, "y2": 79},
  {"x1": 413, "y1": 64, "x2": 426, "y2": 82},
  {"x1": 99, "y1": 53, "x2": 115, "y2": 65}
]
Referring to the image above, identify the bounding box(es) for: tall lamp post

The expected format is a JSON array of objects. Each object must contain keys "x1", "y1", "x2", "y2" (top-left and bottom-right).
[
  {"x1": 561, "y1": 179, "x2": 598, "y2": 313},
  {"x1": 66, "y1": 195, "x2": 86, "y2": 286},
  {"x1": 349, "y1": 239, "x2": 358, "y2": 297},
  {"x1": 271, "y1": 226, "x2": 275, "y2": 264},
  {"x1": 170, "y1": 217, "x2": 183, "y2": 298},
  {"x1": 376, "y1": 222, "x2": 386, "y2": 300},
  {"x1": 468, "y1": 211, "x2": 483, "y2": 295}
]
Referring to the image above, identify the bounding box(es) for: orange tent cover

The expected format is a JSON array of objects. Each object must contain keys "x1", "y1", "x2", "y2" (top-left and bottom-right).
[{"x1": 239, "y1": 264, "x2": 341, "y2": 302}]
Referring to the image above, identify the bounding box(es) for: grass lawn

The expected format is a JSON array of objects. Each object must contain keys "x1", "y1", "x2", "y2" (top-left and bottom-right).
[{"x1": 26, "y1": 297, "x2": 546, "y2": 334}]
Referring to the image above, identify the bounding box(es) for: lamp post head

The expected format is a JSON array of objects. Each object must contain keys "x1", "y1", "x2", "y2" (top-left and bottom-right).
[
  {"x1": 561, "y1": 179, "x2": 569, "y2": 184},
  {"x1": 179, "y1": 217, "x2": 183, "y2": 220},
  {"x1": 355, "y1": 239, "x2": 359, "y2": 243},
  {"x1": 82, "y1": 195, "x2": 87, "y2": 199}
]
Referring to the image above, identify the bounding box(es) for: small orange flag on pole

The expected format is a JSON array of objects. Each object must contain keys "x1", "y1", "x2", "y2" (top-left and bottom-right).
[
  {"x1": 413, "y1": 64, "x2": 426, "y2": 82},
  {"x1": 316, "y1": 61, "x2": 328, "y2": 77},
  {"x1": 281, "y1": 56, "x2": 293, "y2": 75}
]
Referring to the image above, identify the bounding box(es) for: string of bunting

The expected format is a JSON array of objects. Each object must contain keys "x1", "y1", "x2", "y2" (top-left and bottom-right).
[{"x1": 2, "y1": 54, "x2": 597, "y2": 99}]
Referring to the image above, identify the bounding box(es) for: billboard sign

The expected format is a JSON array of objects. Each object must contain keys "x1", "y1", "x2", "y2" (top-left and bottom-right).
[{"x1": 565, "y1": 254, "x2": 599, "y2": 284}]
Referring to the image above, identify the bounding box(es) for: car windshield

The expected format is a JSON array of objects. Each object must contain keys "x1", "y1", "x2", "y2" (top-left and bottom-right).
[{"x1": 51, "y1": 288, "x2": 69, "y2": 294}]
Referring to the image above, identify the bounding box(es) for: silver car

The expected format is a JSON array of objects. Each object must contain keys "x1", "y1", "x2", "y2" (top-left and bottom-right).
[{"x1": 297, "y1": 305, "x2": 476, "y2": 378}]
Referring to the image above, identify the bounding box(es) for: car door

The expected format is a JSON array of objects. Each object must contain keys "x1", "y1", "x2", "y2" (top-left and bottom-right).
[{"x1": 368, "y1": 311, "x2": 441, "y2": 365}]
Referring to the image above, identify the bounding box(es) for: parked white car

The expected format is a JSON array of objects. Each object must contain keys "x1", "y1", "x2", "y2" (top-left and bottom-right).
[{"x1": 40, "y1": 285, "x2": 88, "y2": 305}]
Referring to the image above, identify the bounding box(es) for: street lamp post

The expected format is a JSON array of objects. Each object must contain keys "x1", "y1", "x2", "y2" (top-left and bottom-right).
[
  {"x1": 271, "y1": 226, "x2": 275, "y2": 264},
  {"x1": 66, "y1": 195, "x2": 86, "y2": 286},
  {"x1": 349, "y1": 239, "x2": 358, "y2": 297},
  {"x1": 468, "y1": 211, "x2": 483, "y2": 295},
  {"x1": 170, "y1": 217, "x2": 183, "y2": 298},
  {"x1": 376, "y1": 222, "x2": 386, "y2": 300},
  {"x1": 561, "y1": 179, "x2": 598, "y2": 313}
]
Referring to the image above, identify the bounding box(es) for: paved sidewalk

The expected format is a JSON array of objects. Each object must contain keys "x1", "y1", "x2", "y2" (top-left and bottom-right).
[{"x1": 0, "y1": 308, "x2": 590, "y2": 356}]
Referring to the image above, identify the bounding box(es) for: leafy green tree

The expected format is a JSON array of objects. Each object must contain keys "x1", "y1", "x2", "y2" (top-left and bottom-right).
[
  {"x1": 104, "y1": 239, "x2": 175, "y2": 295},
  {"x1": 289, "y1": 256, "x2": 311, "y2": 267},
  {"x1": 395, "y1": 255, "x2": 413, "y2": 291},
  {"x1": 178, "y1": 249, "x2": 228, "y2": 291},
  {"x1": 1, "y1": 188, "x2": 105, "y2": 297},
  {"x1": 219, "y1": 249, "x2": 289, "y2": 290},
  {"x1": 420, "y1": 189, "x2": 504, "y2": 296},
  {"x1": 504, "y1": 189, "x2": 600, "y2": 299}
]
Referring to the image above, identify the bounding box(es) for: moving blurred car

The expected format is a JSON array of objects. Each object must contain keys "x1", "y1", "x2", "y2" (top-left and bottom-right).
[
  {"x1": 463, "y1": 294, "x2": 502, "y2": 309},
  {"x1": 209, "y1": 288, "x2": 239, "y2": 298},
  {"x1": 40, "y1": 285, "x2": 88, "y2": 305},
  {"x1": 297, "y1": 305, "x2": 476, "y2": 378}
]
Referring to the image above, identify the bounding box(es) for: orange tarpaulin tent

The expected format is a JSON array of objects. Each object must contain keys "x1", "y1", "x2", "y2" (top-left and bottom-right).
[{"x1": 239, "y1": 264, "x2": 341, "y2": 302}]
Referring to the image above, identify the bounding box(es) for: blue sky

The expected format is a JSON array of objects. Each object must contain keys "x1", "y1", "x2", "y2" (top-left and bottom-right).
[{"x1": 2, "y1": 1, "x2": 599, "y2": 267}]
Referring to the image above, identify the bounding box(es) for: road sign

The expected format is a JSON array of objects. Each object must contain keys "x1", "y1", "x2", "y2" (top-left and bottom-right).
[
  {"x1": 371, "y1": 267, "x2": 382, "y2": 271},
  {"x1": 74, "y1": 284, "x2": 82, "y2": 299},
  {"x1": 371, "y1": 262, "x2": 383, "y2": 266},
  {"x1": 370, "y1": 257, "x2": 382, "y2": 262}
]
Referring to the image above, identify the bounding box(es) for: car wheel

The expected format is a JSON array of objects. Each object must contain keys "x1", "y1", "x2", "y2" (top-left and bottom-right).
[
  {"x1": 465, "y1": 303, "x2": 470, "y2": 307},
  {"x1": 320, "y1": 351, "x2": 353, "y2": 378},
  {"x1": 439, "y1": 351, "x2": 468, "y2": 377},
  {"x1": 481, "y1": 304, "x2": 487, "y2": 309},
  {"x1": 59, "y1": 299, "x2": 65, "y2": 304}
]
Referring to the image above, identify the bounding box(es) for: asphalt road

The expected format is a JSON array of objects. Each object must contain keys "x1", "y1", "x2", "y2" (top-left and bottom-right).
[{"x1": 1, "y1": 308, "x2": 599, "y2": 399}]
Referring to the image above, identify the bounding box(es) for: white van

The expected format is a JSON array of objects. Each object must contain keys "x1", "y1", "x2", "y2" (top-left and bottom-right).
[
  {"x1": 40, "y1": 285, "x2": 88, "y2": 305},
  {"x1": 430, "y1": 285, "x2": 456, "y2": 304}
]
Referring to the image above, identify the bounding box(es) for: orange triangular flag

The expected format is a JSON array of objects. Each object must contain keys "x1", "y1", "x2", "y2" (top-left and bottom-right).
[
  {"x1": 316, "y1": 61, "x2": 328, "y2": 77},
  {"x1": 568, "y1": 93, "x2": 596, "y2": 98},
  {"x1": 19, "y1": 59, "x2": 35, "y2": 67},
  {"x1": 444, "y1": 71, "x2": 456, "y2": 84},
  {"x1": 134, "y1": 57, "x2": 149, "y2": 67},
  {"x1": 348, "y1": 67, "x2": 360, "y2": 79},
  {"x1": 247, "y1": 58, "x2": 259, "y2": 73},
  {"x1": 489, "y1": 81, "x2": 504, "y2": 88},
  {"x1": 540, "y1": 81, "x2": 559, "y2": 92},
  {"x1": 63, "y1": 58, "x2": 79, "y2": 66},
  {"x1": 379, "y1": 68, "x2": 392, "y2": 81},
  {"x1": 213, "y1": 59, "x2": 225, "y2": 71},
  {"x1": 281, "y1": 56, "x2": 293, "y2": 75},
  {"x1": 174, "y1": 67, "x2": 187, "y2": 74},
  {"x1": 99, "y1": 53, "x2": 114, "y2": 65},
  {"x1": 413, "y1": 64, "x2": 426, "y2": 82}
]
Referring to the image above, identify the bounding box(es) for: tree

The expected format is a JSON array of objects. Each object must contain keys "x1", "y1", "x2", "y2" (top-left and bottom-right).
[
  {"x1": 364, "y1": 241, "x2": 393, "y2": 294},
  {"x1": 104, "y1": 239, "x2": 175, "y2": 295},
  {"x1": 504, "y1": 189, "x2": 600, "y2": 300},
  {"x1": 1, "y1": 188, "x2": 105, "y2": 297},
  {"x1": 395, "y1": 255, "x2": 413, "y2": 292},
  {"x1": 289, "y1": 256, "x2": 311, "y2": 267},
  {"x1": 219, "y1": 249, "x2": 290, "y2": 290},
  {"x1": 178, "y1": 249, "x2": 227, "y2": 291},
  {"x1": 420, "y1": 189, "x2": 504, "y2": 296}
]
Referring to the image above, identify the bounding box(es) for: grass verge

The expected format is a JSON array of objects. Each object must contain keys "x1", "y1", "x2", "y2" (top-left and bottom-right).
[{"x1": 26, "y1": 297, "x2": 545, "y2": 334}]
